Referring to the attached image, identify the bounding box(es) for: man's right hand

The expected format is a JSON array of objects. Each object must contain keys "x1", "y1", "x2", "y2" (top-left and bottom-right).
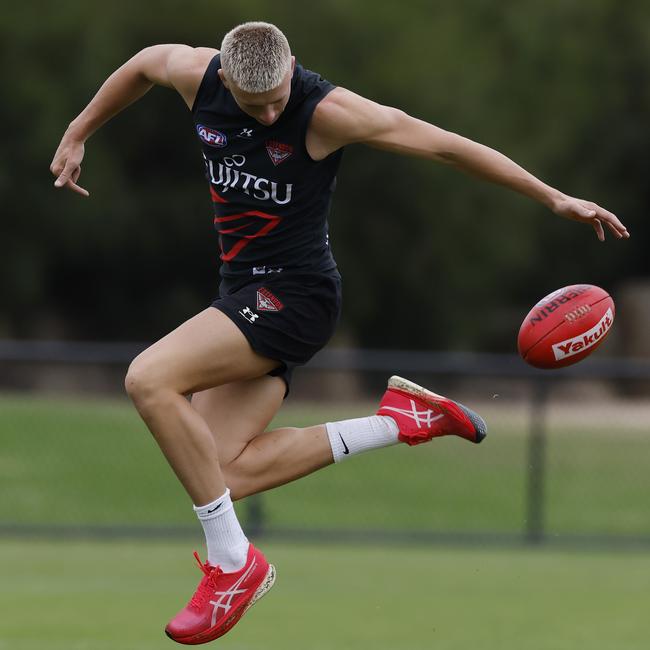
[
  {"x1": 51, "y1": 135, "x2": 89, "y2": 197},
  {"x1": 49, "y1": 44, "x2": 215, "y2": 199}
]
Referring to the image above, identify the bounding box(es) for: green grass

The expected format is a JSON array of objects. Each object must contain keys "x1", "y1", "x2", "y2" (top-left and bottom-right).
[
  {"x1": 1, "y1": 393, "x2": 649, "y2": 536},
  {"x1": 1, "y1": 394, "x2": 649, "y2": 648},
  {"x1": 0, "y1": 539, "x2": 649, "y2": 650}
]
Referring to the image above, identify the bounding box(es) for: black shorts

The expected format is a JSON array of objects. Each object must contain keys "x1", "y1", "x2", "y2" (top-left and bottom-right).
[{"x1": 211, "y1": 270, "x2": 342, "y2": 393}]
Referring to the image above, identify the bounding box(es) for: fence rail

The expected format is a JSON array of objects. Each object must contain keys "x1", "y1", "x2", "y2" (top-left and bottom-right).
[
  {"x1": 3, "y1": 339, "x2": 650, "y2": 378},
  {"x1": 1, "y1": 340, "x2": 649, "y2": 547}
]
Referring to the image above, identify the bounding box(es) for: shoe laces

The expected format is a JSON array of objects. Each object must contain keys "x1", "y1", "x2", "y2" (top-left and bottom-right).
[{"x1": 188, "y1": 551, "x2": 223, "y2": 610}]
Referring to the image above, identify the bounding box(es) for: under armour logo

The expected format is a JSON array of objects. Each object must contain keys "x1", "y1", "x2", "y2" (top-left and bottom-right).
[
  {"x1": 381, "y1": 400, "x2": 444, "y2": 428},
  {"x1": 239, "y1": 307, "x2": 259, "y2": 324},
  {"x1": 237, "y1": 128, "x2": 254, "y2": 138}
]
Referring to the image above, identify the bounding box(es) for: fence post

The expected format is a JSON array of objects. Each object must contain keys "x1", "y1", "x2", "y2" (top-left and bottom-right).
[
  {"x1": 246, "y1": 494, "x2": 266, "y2": 537},
  {"x1": 525, "y1": 378, "x2": 550, "y2": 544}
]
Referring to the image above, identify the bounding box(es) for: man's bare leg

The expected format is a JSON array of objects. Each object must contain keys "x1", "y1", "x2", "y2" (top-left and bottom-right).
[
  {"x1": 125, "y1": 307, "x2": 280, "y2": 570},
  {"x1": 191, "y1": 377, "x2": 335, "y2": 500},
  {"x1": 124, "y1": 307, "x2": 279, "y2": 506},
  {"x1": 194, "y1": 375, "x2": 486, "y2": 502},
  {"x1": 127, "y1": 308, "x2": 282, "y2": 643}
]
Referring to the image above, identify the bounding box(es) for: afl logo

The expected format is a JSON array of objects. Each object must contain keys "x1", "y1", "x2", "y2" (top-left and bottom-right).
[{"x1": 197, "y1": 124, "x2": 227, "y2": 148}]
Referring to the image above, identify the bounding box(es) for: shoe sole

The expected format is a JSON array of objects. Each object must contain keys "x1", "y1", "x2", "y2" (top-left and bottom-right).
[
  {"x1": 388, "y1": 375, "x2": 487, "y2": 443},
  {"x1": 244, "y1": 563, "x2": 276, "y2": 615},
  {"x1": 166, "y1": 564, "x2": 276, "y2": 645}
]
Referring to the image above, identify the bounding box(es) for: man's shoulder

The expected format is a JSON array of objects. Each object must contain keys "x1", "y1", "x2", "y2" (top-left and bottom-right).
[
  {"x1": 166, "y1": 46, "x2": 219, "y2": 108},
  {"x1": 307, "y1": 86, "x2": 401, "y2": 157},
  {"x1": 311, "y1": 87, "x2": 375, "y2": 138},
  {"x1": 307, "y1": 88, "x2": 361, "y2": 159},
  {"x1": 311, "y1": 88, "x2": 353, "y2": 131},
  {"x1": 168, "y1": 46, "x2": 219, "y2": 78}
]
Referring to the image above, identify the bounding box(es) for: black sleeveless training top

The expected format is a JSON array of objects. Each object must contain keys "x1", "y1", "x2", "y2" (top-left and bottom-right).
[{"x1": 191, "y1": 54, "x2": 343, "y2": 288}]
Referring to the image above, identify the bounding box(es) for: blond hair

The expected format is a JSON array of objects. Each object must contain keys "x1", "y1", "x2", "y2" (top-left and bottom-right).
[{"x1": 220, "y1": 22, "x2": 291, "y2": 93}]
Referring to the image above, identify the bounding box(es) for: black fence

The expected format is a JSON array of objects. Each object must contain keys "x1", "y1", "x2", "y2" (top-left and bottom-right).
[{"x1": 1, "y1": 340, "x2": 649, "y2": 548}]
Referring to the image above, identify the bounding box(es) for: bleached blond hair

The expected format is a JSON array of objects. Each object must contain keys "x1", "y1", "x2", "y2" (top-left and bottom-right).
[{"x1": 220, "y1": 22, "x2": 292, "y2": 93}]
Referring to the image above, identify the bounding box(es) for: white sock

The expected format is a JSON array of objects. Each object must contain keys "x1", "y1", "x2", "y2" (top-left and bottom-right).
[
  {"x1": 326, "y1": 415, "x2": 399, "y2": 463},
  {"x1": 193, "y1": 489, "x2": 249, "y2": 572}
]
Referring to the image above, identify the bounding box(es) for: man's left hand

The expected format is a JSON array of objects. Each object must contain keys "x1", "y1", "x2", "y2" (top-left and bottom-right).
[{"x1": 553, "y1": 196, "x2": 629, "y2": 241}]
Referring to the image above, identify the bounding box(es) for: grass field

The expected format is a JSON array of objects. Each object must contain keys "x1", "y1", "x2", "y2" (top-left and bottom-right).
[
  {"x1": 1, "y1": 393, "x2": 649, "y2": 536},
  {"x1": 1, "y1": 539, "x2": 649, "y2": 650},
  {"x1": 1, "y1": 393, "x2": 649, "y2": 648}
]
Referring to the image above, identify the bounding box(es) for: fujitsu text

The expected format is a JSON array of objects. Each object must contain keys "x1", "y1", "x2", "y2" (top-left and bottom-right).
[{"x1": 203, "y1": 155, "x2": 292, "y2": 206}]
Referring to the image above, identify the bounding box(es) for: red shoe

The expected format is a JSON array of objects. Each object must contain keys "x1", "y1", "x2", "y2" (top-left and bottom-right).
[
  {"x1": 377, "y1": 375, "x2": 487, "y2": 445},
  {"x1": 165, "y1": 544, "x2": 275, "y2": 645}
]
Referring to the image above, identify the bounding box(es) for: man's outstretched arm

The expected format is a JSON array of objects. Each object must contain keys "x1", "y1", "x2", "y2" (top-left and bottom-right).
[
  {"x1": 50, "y1": 44, "x2": 215, "y2": 196},
  {"x1": 311, "y1": 88, "x2": 629, "y2": 241}
]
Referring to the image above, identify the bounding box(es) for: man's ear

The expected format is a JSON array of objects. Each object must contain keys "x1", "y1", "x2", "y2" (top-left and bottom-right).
[
  {"x1": 218, "y1": 68, "x2": 229, "y2": 88},
  {"x1": 290, "y1": 56, "x2": 296, "y2": 73}
]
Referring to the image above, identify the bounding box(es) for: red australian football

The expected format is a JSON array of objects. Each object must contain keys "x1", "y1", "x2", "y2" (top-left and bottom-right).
[{"x1": 518, "y1": 284, "x2": 615, "y2": 369}]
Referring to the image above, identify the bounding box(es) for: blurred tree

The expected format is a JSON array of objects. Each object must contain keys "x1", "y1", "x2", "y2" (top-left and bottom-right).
[{"x1": 2, "y1": 0, "x2": 647, "y2": 351}]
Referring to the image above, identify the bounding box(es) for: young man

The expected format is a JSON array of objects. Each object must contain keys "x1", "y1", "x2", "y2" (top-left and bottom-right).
[{"x1": 51, "y1": 21, "x2": 628, "y2": 645}]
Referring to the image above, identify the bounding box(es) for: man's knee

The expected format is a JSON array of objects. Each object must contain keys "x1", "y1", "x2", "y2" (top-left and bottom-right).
[{"x1": 124, "y1": 354, "x2": 167, "y2": 410}]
